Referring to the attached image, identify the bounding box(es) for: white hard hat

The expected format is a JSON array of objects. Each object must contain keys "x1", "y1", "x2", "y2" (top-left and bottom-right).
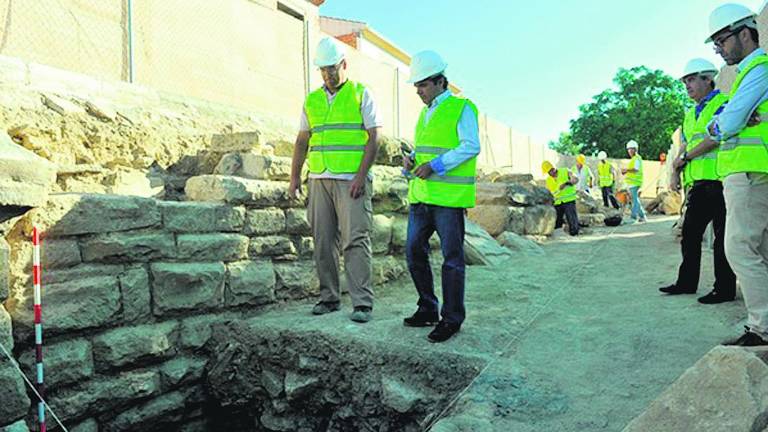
[
  {"x1": 314, "y1": 37, "x2": 345, "y2": 67},
  {"x1": 407, "y1": 50, "x2": 448, "y2": 83},
  {"x1": 598, "y1": 151, "x2": 608, "y2": 160},
  {"x1": 706, "y1": 3, "x2": 757, "y2": 43},
  {"x1": 681, "y1": 58, "x2": 719, "y2": 80},
  {"x1": 626, "y1": 140, "x2": 639, "y2": 149}
]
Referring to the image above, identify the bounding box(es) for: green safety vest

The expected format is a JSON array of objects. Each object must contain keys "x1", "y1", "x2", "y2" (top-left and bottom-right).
[
  {"x1": 304, "y1": 81, "x2": 368, "y2": 174},
  {"x1": 408, "y1": 95, "x2": 478, "y2": 208},
  {"x1": 717, "y1": 54, "x2": 768, "y2": 177},
  {"x1": 598, "y1": 161, "x2": 614, "y2": 187},
  {"x1": 682, "y1": 92, "x2": 728, "y2": 187},
  {"x1": 546, "y1": 168, "x2": 577, "y2": 205},
  {"x1": 625, "y1": 154, "x2": 643, "y2": 187}
]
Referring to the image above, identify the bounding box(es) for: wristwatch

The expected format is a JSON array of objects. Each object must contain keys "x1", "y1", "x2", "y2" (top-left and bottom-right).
[{"x1": 681, "y1": 151, "x2": 689, "y2": 161}]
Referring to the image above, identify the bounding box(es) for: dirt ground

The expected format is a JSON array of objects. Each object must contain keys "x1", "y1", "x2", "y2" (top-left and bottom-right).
[{"x1": 250, "y1": 216, "x2": 746, "y2": 431}]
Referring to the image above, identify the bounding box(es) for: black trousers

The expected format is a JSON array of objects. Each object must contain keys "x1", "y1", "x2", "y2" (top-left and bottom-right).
[
  {"x1": 601, "y1": 186, "x2": 620, "y2": 209},
  {"x1": 675, "y1": 180, "x2": 736, "y2": 295},
  {"x1": 555, "y1": 201, "x2": 579, "y2": 235}
]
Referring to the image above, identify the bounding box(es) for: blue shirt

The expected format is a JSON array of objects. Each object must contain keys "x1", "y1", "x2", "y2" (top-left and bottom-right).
[
  {"x1": 681, "y1": 89, "x2": 726, "y2": 144},
  {"x1": 421, "y1": 90, "x2": 481, "y2": 176},
  {"x1": 709, "y1": 48, "x2": 768, "y2": 141}
]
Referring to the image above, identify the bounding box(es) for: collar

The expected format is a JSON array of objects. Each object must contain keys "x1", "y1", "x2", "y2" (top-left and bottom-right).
[
  {"x1": 697, "y1": 89, "x2": 721, "y2": 110},
  {"x1": 428, "y1": 89, "x2": 453, "y2": 109},
  {"x1": 737, "y1": 47, "x2": 766, "y2": 73},
  {"x1": 324, "y1": 80, "x2": 348, "y2": 95}
]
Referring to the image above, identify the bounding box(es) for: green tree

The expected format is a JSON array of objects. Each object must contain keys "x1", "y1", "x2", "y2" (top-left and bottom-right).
[
  {"x1": 557, "y1": 66, "x2": 690, "y2": 160},
  {"x1": 548, "y1": 131, "x2": 583, "y2": 154}
]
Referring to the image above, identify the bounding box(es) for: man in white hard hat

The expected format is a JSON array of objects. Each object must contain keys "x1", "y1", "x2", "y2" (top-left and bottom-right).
[
  {"x1": 661, "y1": 58, "x2": 736, "y2": 304},
  {"x1": 288, "y1": 37, "x2": 382, "y2": 323},
  {"x1": 622, "y1": 140, "x2": 647, "y2": 223},
  {"x1": 597, "y1": 151, "x2": 620, "y2": 209},
  {"x1": 401, "y1": 50, "x2": 480, "y2": 343},
  {"x1": 677, "y1": 3, "x2": 768, "y2": 345}
]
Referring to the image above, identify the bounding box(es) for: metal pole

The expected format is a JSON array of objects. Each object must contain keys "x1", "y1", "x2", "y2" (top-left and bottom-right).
[
  {"x1": 127, "y1": 0, "x2": 134, "y2": 83},
  {"x1": 32, "y1": 227, "x2": 45, "y2": 432}
]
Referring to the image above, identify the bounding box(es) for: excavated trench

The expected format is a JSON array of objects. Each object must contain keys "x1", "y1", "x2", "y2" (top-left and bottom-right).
[{"x1": 200, "y1": 320, "x2": 485, "y2": 431}]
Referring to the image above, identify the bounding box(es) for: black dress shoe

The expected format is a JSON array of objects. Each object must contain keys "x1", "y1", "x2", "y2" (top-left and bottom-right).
[
  {"x1": 723, "y1": 327, "x2": 768, "y2": 346},
  {"x1": 403, "y1": 311, "x2": 439, "y2": 327},
  {"x1": 427, "y1": 321, "x2": 460, "y2": 343},
  {"x1": 697, "y1": 290, "x2": 735, "y2": 304},
  {"x1": 659, "y1": 284, "x2": 696, "y2": 295}
]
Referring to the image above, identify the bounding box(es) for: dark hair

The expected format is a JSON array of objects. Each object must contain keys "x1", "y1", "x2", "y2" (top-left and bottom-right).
[
  {"x1": 749, "y1": 27, "x2": 759, "y2": 44},
  {"x1": 429, "y1": 74, "x2": 449, "y2": 90}
]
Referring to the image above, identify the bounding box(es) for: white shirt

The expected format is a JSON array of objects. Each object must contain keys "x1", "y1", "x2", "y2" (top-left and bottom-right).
[
  {"x1": 574, "y1": 165, "x2": 593, "y2": 191},
  {"x1": 300, "y1": 82, "x2": 383, "y2": 181}
]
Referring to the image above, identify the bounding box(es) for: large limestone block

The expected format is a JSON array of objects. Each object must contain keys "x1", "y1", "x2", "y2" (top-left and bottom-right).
[
  {"x1": 185, "y1": 175, "x2": 300, "y2": 208},
  {"x1": 180, "y1": 313, "x2": 238, "y2": 350},
  {"x1": 0, "y1": 420, "x2": 29, "y2": 432},
  {"x1": 372, "y1": 214, "x2": 393, "y2": 254},
  {"x1": 118, "y1": 266, "x2": 151, "y2": 323},
  {"x1": 244, "y1": 208, "x2": 286, "y2": 235},
  {"x1": 523, "y1": 205, "x2": 556, "y2": 236},
  {"x1": 158, "y1": 356, "x2": 207, "y2": 388},
  {"x1": 0, "y1": 363, "x2": 30, "y2": 424},
  {"x1": 226, "y1": 260, "x2": 276, "y2": 306},
  {"x1": 391, "y1": 216, "x2": 408, "y2": 252},
  {"x1": 467, "y1": 205, "x2": 511, "y2": 237},
  {"x1": 372, "y1": 256, "x2": 407, "y2": 286},
  {"x1": 624, "y1": 347, "x2": 768, "y2": 432},
  {"x1": 239, "y1": 153, "x2": 292, "y2": 181},
  {"x1": 104, "y1": 168, "x2": 163, "y2": 198},
  {"x1": 381, "y1": 376, "x2": 426, "y2": 414},
  {"x1": 211, "y1": 131, "x2": 261, "y2": 153},
  {"x1": 160, "y1": 201, "x2": 245, "y2": 233},
  {"x1": 496, "y1": 232, "x2": 545, "y2": 256},
  {"x1": 578, "y1": 213, "x2": 605, "y2": 227},
  {"x1": 47, "y1": 370, "x2": 160, "y2": 422},
  {"x1": 0, "y1": 134, "x2": 56, "y2": 210},
  {"x1": 81, "y1": 231, "x2": 176, "y2": 263},
  {"x1": 25, "y1": 194, "x2": 161, "y2": 237},
  {"x1": 464, "y1": 219, "x2": 514, "y2": 266},
  {"x1": 371, "y1": 165, "x2": 410, "y2": 212},
  {"x1": 92, "y1": 321, "x2": 179, "y2": 370},
  {"x1": 176, "y1": 234, "x2": 249, "y2": 262},
  {"x1": 285, "y1": 208, "x2": 310, "y2": 235},
  {"x1": 151, "y1": 262, "x2": 225, "y2": 315},
  {"x1": 575, "y1": 191, "x2": 600, "y2": 214},
  {"x1": 9, "y1": 275, "x2": 121, "y2": 334},
  {"x1": 104, "y1": 390, "x2": 187, "y2": 432},
  {"x1": 475, "y1": 182, "x2": 552, "y2": 206},
  {"x1": 274, "y1": 262, "x2": 319, "y2": 300},
  {"x1": 19, "y1": 338, "x2": 93, "y2": 388},
  {"x1": 248, "y1": 236, "x2": 296, "y2": 257},
  {"x1": 42, "y1": 239, "x2": 82, "y2": 269},
  {"x1": 507, "y1": 206, "x2": 526, "y2": 234}
]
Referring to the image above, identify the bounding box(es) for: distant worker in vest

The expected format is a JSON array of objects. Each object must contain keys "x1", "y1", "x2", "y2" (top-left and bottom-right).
[
  {"x1": 288, "y1": 37, "x2": 382, "y2": 323},
  {"x1": 573, "y1": 154, "x2": 594, "y2": 194},
  {"x1": 621, "y1": 140, "x2": 647, "y2": 223},
  {"x1": 401, "y1": 50, "x2": 480, "y2": 343},
  {"x1": 676, "y1": 3, "x2": 768, "y2": 345},
  {"x1": 597, "y1": 151, "x2": 620, "y2": 209},
  {"x1": 542, "y1": 161, "x2": 580, "y2": 236},
  {"x1": 661, "y1": 58, "x2": 736, "y2": 304}
]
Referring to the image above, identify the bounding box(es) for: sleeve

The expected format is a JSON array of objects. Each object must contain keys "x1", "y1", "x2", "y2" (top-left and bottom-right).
[
  {"x1": 360, "y1": 88, "x2": 384, "y2": 130},
  {"x1": 709, "y1": 65, "x2": 768, "y2": 140}
]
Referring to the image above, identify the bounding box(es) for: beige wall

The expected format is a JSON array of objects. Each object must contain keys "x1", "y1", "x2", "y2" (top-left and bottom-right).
[{"x1": 0, "y1": 0, "x2": 554, "y2": 176}]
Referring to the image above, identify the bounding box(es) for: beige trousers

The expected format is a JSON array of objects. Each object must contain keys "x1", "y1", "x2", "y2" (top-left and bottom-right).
[
  {"x1": 723, "y1": 173, "x2": 768, "y2": 338},
  {"x1": 307, "y1": 178, "x2": 373, "y2": 308}
]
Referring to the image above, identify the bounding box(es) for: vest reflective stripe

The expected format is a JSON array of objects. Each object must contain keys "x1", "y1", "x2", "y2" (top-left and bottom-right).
[
  {"x1": 717, "y1": 55, "x2": 768, "y2": 177},
  {"x1": 408, "y1": 95, "x2": 479, "y2": 208},
  {"x1": 305, "y1": 81, "x2": 368, "y2": 174},
  {"x1": 546, "y1": 168, "x2": 577, "y2": 205},
  {"x1": 598, "y1": 162, "x2": 614, "y2": 187},
  {"x1": 625, "y1": 155, "x2": 643, "y2": 187},
  {"x1": 682, "y1": 93, "x2": 728, "y2": 186}
]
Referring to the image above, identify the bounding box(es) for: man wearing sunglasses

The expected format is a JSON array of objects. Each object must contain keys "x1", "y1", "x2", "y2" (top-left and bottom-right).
[
  {"x1": 289, "y1": 37, "x2": 382, "y2": 323},
  {"x1": 675, "y1": 3, "x2": 768, "y2": 345}
]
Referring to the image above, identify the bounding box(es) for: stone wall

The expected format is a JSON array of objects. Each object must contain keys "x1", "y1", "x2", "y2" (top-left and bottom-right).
[{"x1": 0, "y1": 191, "x2": 408, "y2": 430}]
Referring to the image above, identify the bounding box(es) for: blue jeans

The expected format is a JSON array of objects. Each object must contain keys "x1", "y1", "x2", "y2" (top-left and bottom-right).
[
  {"x1": 629, "y1": 186, "x2": 646, "y2": 220},
  {"x1": 405, "y1": 204, "x2": 466, "y2": 325}
]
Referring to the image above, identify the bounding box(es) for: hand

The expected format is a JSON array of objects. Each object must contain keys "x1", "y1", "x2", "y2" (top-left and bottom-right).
[
  {"x1": 672, "y1": 156, "x2": 686, "y2": 170},
  {"x1": 621, "y1": 168, "x2": 628, "y2": 175},
  {"x1": 288, "y1": 177, "x2": 302, "y2": 199},
  {"x1": 414, "y1": 162, "x2": 433, "y2": 179},
  {"x1": 559, "y1": 182, "x2": 570, "y2": 190},
  {"x1": 748, "y1": 111, "x2": 762, "y2": 127},
  {"x1": 349, "y1": 174, "x2": 366, "y2": 199}
]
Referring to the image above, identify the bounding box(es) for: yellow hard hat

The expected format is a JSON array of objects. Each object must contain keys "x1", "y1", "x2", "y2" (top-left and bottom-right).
[
  {"x1": 541, "y1": 161, "x2": 554, "y2": 174},
  {"x1": 576, "y1": 154, "x2": 586, "y2": 165}
]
